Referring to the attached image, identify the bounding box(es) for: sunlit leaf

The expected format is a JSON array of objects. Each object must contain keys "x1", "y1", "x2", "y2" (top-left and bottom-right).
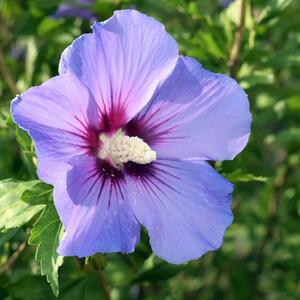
[{"x1": 0, "y1": 179, "x2": 44, "y2": 231}]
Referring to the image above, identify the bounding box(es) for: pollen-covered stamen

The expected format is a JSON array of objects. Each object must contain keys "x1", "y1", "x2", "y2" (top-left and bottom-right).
[{"x1": 98, "y1": 129, "x2": 156, "y2": 167}]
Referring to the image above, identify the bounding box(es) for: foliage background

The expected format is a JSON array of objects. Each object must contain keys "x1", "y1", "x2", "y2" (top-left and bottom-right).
[{"x1": 0, "y1": 0, "x2": 299, "y2": 299}]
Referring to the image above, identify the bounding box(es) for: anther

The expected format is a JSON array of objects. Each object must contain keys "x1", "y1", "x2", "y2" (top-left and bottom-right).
[{"x1": 99, "y1": 129, "x2": 156, "y2": 167}]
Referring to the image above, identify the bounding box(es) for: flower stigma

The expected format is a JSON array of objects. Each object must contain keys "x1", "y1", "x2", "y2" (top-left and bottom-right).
[{"x1": 98, "y1": 129, "x2": 156, "y2": 168}]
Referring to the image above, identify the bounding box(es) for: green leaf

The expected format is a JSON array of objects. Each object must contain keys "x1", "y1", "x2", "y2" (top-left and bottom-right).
[
  {"x1": 60, "y1": 275, "x2": 105, "y2": 300},
  {"x1": 29, "y1": 202, "x2": 64, "y2": 297},
  {"x1": 276, "y1": 127, "x2": 300, "y2": 146},
  {"x1": 0, "y1": 228, "x2": 19, "y2": 247},
  {"x1": 0, "y1": 110, "x2": 7, "y2": 126},
  {"x1": 0, "y1": 179, "x2": 44, "y2": 231},
  {"x1": 38, "y1": 17, "x2": 63, "y2": 36},
  {"x1": 223, "y1": 169, "x2": 268, "y2": 183},
  {"x1": 1, "y1": 179, "x2": 62, "y2": 296},
  {"x1": 7, "y1": 116, "x2": 37, "y2": 175},
  {"x1": 6, "y1": 275, "x2": 55, "y2": 300},
  {"x1": 15, "y1": 126, "x2": 37, "y2": 173},
  {"x1": 21, "y1": 181, "x2": 53, "y2": 205}
]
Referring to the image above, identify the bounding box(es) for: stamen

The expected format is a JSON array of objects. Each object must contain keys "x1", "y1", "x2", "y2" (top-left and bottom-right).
[{"x1": 99, "y1": 129, "x2": 156, "y2": 167}]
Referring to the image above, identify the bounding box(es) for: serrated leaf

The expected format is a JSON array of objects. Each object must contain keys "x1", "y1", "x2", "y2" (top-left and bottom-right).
[
  {"x1": 223, "y1": 169, "x2": 268, "y2": 183},
  {"x1": 29, "y1": 202, "x2": 64, "y2": 297},
  {"x1": 0, "y1": 179, "x2": 44, "y2": 231}
]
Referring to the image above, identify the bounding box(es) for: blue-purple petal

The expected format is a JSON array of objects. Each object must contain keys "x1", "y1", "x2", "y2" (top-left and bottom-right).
[
  {"x1": 131, "y1": 56, "x2": 251, "y2": 161},
  {"x1": 59, "y1": 9, "x2": 178, "y2": 124},
  {"x1": 55, "y1": 155, "x2": 140, "y2": 256},
  {"x1": 11, "y1": 72, "x2": 99, "y2": 184},
  {"x1": 127, "y1": 159, "x2": 233, "y2": 264}
]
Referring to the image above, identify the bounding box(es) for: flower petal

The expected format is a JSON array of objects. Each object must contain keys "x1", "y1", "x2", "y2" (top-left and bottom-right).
[
  {"x1": 54, "y1": 155, "x2": 140, "y2": 256},
  {"x1": 59, "y1": 9, "x2": 178, "y2": 125},
  {"x1": 129, "y1": 56, "x2": 251, "y2": 161},
  {"x1": 11, "y1": 72, "x2": 99, "y2": 184},
  {"x1": 126, "y1": 159, "x2": 233, "y2": 264}
]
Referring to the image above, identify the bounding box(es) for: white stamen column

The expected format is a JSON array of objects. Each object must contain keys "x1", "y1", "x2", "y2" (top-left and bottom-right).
[{"x1": 99, "y1": 129, "x2": 156, "y2": 168}]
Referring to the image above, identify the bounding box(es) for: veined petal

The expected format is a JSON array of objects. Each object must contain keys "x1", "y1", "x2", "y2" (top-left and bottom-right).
[
  {"x1": 128, "y1": 56, "x2": 251, "y2": 161},
  {"x1": 11, "y1": 72, "x2": 99, "y2": 184},
  {"x1": 183, "y1": 56, "x2": 251, "y2": 159},
  {"x1": 59, "y1": 9, "x2": 178, "y2": 127},
  {"x1": 55, "y1": 155, "x2": 140, "y2": 256},
  {"x1": 126, "y1": 160, "x2": 233, "y2": 264}
]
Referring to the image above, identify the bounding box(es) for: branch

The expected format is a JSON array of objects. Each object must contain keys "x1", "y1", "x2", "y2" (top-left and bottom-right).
[
  {"x1": 228, "y1": 0, "x2": 247, "y2": 78},
  {"x1": 0, "y1": 239, "x2": 27, "y2": 275},
  {"x1": 97, "y1": 269, "x2": 111, "y2": 300},
  {"x1": 0, "y1": 11, "x2": 19, "y2": 97},
  {"x1": 0, "y1": 48, "x2": 19, "y2": 96},
  {"x1": 249, "y1": 167, "x2": 288, "y2": 298}
]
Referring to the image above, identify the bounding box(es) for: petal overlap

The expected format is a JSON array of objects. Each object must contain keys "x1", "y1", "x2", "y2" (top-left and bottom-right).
[{"x1": 129, "y1": 56, "x2": 251, "y2": 161}]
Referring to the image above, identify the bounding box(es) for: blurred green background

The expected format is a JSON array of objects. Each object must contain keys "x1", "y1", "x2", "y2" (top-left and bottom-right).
[{"x1": 0, "y1": 0, "x2": 300, "y2": 299}]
